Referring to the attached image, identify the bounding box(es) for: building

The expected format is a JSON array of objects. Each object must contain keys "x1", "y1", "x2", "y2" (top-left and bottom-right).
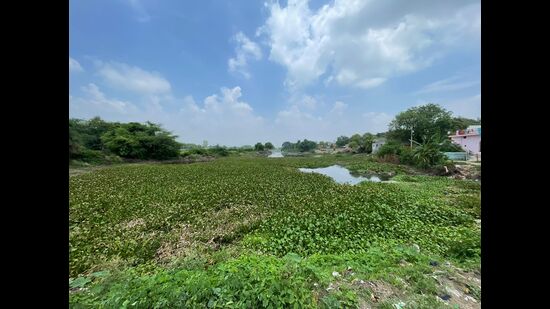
[
  {"x1": 372, "y1": 138, "x2": 386, "y2": 153},
  {"x1": 449, "y1": 125, "x2": 481, "y2": 154}
]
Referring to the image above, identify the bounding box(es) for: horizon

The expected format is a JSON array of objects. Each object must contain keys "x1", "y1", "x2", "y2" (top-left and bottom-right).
[{"x1": 69, "y1": 0, "x2": 480, "y2": 147}]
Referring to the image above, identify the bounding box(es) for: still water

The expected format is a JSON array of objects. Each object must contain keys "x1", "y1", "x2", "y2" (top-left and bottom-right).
[{"x1": 298, "y1": 165, "x2": 385, "y2": 185}]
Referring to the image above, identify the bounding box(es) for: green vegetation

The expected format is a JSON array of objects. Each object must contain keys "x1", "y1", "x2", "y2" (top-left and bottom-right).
[
  {"x1": 282, "y1": 139, "x2": 318, "y2": 152},
  {"x1": 70, "y1": 117, "x2": 182, "y2": 163},
  {"x1": 335, "y1": 136, "x2": 350, "y2": 147},
  {"x1": 387, "y1": 103, "x2": 479, "y2": 145},
  {"x1": 70, "y1": 155, "x2": 480, "y2": 308}
]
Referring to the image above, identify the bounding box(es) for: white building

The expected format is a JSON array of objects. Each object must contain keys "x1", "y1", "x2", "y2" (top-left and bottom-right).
[{"x1": 372, "y1": 138, "x2": 386, "y2": 153}]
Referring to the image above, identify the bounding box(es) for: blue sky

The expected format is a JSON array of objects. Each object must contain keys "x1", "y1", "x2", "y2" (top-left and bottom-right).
[{"x1": 70, "y1": 0, "x2": 480, "y2": 146}]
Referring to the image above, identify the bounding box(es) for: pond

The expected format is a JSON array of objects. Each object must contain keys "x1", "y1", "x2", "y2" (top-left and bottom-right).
[
  {"x1": 268, "y1": 150, "x2": 284, "y2": 158},
  {"x1": 298, "y1": 165, "x2": 390, "y2": 185}
]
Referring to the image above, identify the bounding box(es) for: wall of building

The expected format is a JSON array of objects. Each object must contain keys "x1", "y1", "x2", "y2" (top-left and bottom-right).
[{"x1": 451, "y1": 135, "x2": 481, "y2": 153}]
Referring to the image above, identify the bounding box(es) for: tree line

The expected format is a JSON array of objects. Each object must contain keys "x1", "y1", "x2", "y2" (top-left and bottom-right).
[{"x1": 69, "y1": 117, "x2": 182, "y2": 162}]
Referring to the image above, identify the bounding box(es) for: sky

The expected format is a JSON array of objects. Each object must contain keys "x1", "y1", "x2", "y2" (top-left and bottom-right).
[{"x1": 69, "y1": 0, "x2": 480, "y2": 147}]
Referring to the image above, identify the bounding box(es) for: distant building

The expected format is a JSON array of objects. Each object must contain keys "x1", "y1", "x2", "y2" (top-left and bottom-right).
[
  {"x1": 449, "y1": 125, "x2": 481, "y2": 154},
  {"x1": 372, "y1": 138, "x2": 386, "y2": 153}
]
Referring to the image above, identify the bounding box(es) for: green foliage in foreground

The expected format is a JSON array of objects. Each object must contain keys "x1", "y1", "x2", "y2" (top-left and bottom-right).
[
  {"x1": 69, "y1": 155, "x2": 480, "y2": 308},
  {"x1": 70, "y1": 245, "x2": 455, "y2": 309}
]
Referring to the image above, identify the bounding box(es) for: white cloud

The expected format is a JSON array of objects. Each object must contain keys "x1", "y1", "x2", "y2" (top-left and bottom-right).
[
  {"x1": 258, "y1": 0, "x2": 480, "y2": 90},
  {"x1": 69, "y1": 57, "x2": 84, "y2": 73},
  {"x1": 295, "y1": 95, "x2": 317, "y2": 110},
  {"x1": 330, "y1": 101, "x2": 347, "y2": 115},
  {"x1": 228, "y1": 32, "x2": 263, "y2": 78},
  {"x1": 97, "y1": 61, "x2": 172, "y2": 95},
  {"x1": 415, "y1": 76, "x2": 480, "y2": 94},
  {"x1": 178, "y1": 86, "x2": 267, "y2": 145},
  {"x1": 356, "y1": 78, "x2": 387, "y2": 89},
  {"x1": 69, "y1": 81, "x2": 396, "y2": 146},
  {"x1": 70, "y1": 83, "x2": 138, "y2": 116}
]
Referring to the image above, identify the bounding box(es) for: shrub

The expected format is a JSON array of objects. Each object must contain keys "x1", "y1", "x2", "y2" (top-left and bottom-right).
[
  {"x1": 412, "y1": 142, "x2": 446, "y2": 169},
  {"x1": 376, "y1": 142, "x2": 402, "y2": 157},
  {"x1": 398, "y1": 146, "x2": 415, "y2": 165},
  {"x1": 73, "y1": 149, "x2": 105, "y2": 164}
]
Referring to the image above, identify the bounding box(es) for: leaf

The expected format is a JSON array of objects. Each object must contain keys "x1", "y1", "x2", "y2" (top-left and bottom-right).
[{"x1": 69, "y1": 276, "x2": 91, "y2": 288}]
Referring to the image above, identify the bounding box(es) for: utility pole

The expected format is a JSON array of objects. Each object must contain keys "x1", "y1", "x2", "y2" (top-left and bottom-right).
[{"x1": 410, "y1": 128, "x2": 414, "y2": 148}]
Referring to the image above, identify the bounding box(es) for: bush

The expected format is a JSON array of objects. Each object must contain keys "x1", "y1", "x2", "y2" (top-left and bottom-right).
[
  {"x1": 398, "y1": 146, "x2": 415, "y2": 165},
  {"x1": 412, "y1": 141, "x2": 446, "y2": 169},
  {"x1": 73, "y1": 149, "x2": 105, "y2": 164},
  {"x1": 376, "y1": 142, "x2": 402, "y2": 157},
  {"x1": 209, "y1": 146, "x2": 229, "y2": 157}
]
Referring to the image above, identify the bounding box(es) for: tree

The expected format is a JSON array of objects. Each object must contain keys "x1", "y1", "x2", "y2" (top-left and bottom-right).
[
  {"x1": 388, "y1": 104, "x2": 454, "y2": 144},
  {"x1": 298, "y1": 139, "x2": 317, "y2": 152},
  {"x1": 451, "y1": 117, "x2": 481, "y2": 131},
  {"x1": 69, "y1": 122, "x2": 82, "y2": 159},
  {"x1": 362, "y1": 133, "x2": 374, "y2": 153},
  {"x1": 101, "y1": 122, "x2": 181, "y2": 159},
  {"x1": 254, "y1": 142, "x2": 265, "y2": 151},
  {"x1": 264, "y1": 142, "x2": 274, "y2": 150},
  {"x1": 346, "y1": 133, "x2": 374, "y2": 153},
  {"x1": 281, "y1": 142, "x2": 293, "y2": 151},
  {"x1": 335, "y1": 136, "x2": 350, "y2": 147}
]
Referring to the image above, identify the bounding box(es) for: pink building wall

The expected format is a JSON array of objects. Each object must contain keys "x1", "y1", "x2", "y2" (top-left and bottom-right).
[{"x1": 450, "y1": 135, "x2": 481, "y2": 154}]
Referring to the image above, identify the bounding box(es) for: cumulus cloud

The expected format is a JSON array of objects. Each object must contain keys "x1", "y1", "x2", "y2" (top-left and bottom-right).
[
  {"x1": 178, "y1": 86, "x2": 267, "y2": 145},
  {"x1": 228, "y1": 32, "x2": 263, "y2": 78},
  {"x1": 70, "y1": 83, "x2": 138, "y2": 116},
  {"x1": 97, "y1": 61, "x2": 171, "y2": 94},
  {"x1": 258, "y1": 0, "x2": 480, "y2": 90},
  {"x1": 70, "y1": 81, "x2": 395, "y2": 146},
  {"x1": 69, "y1": 57, "x2": 84, "y2": 72}
]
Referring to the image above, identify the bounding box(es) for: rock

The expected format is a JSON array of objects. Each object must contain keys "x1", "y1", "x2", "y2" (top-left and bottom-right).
[
  {"x1": 439, "y1": 294, "x2": 451, "y2": 301},
  {"x1": 430, "y1": 261, "x2": 439, "y2": 266},
  {"x1": 394, "y1": 301, "x2": 406, "y2": 309},
  {"x1": 412, "y1": 244, "x2": 420, "y2": 253},
  {"x1": 332, "y1": 271, "x2": 341, "y2": 277}
]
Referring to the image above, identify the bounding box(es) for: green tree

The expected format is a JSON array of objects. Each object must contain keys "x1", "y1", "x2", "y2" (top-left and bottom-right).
[
  {"x1": 101, "y1": 122, "x2": 181, "y2": 159},
  {"x1": 451, "y1": 117, "x2": 481, "y2": 131},
  {"x1": 298, "y1": 139, "x2": 317, "y2": 152},
  {"x1": 69, "y1": 122, "x2": 82, "y2": 159},
  {"x1": 335, "y1": 136, "x2": 350, "y2": 147},
  {"x1": 388, "y1": 103, "x2": 454, "y2": 144},
  {"x1": 264, "y1": 142, "x2": 274, "y2": 150},
  {"x1": 362, "y1": 133, "x2": 374, "y2": 153},
  {"x1": 254, "y1": 142, "x2": 265, "y2": 151}
]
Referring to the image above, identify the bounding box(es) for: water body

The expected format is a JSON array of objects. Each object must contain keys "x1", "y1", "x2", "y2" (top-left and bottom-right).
[
  {"x1": 298, "y1": 165, "x2": 388, "y2": 185},
  {"x1": 268, "y1": 150, "x2": 284, "y2": 158}
]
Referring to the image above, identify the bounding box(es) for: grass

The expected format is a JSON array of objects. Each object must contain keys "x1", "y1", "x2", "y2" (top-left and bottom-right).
[{"x1": 69, "y1": 155, "x2": 480, "y2": 308}]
